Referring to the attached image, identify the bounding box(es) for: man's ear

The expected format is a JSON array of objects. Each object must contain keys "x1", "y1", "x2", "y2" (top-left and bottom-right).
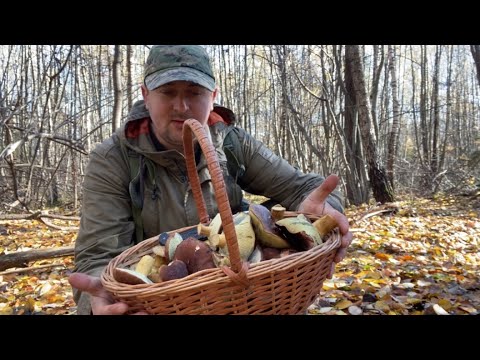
[
  {"x1": 141, "y1": 84, "x2": 148, "y2": 98},
  {"x1": 211, "y1": 88, "x2": 218, "y2": 110}
]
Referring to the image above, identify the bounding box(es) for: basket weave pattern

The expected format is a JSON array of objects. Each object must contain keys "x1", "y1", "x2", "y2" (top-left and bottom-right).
[{"x1": 101, "y1": 119, "x2": 341, "y2": 314}]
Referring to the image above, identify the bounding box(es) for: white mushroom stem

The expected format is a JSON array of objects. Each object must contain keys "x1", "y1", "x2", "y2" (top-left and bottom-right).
[
  {"x1": 197, "y1": 223, "x2": 212, "y2": 237},
  {"x1": 215, "y1": 233, "x2": 227, "y2": 248}
]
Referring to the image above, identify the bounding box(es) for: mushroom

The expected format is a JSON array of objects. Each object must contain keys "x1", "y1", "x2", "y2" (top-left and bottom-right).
[
  {"x1": 262, "y1": 247, "x2": 281, "y2": 260},
  {"x1": 164, "y1": 232, "x2": 183, "y2": 262},
  {"x1": 114, "y1": 268, "x2": 153, "y2": 285},
  {"x1": 217, "y1": 212, "x2": 256, "y2": 261},
  {"x1": 135, "y1": 255, "x2": 155, "y2": 276},
  {"x1": 173, "y1": 237, "x2": 216, "y2": 273},
  {"x1": 152, "y1": 245, "x2": 166, "y2": 258},
  {"x1": 211, "y1": 252, "x2": 229, "y2": 267},
  {"x1": 312, "y1": 214, "x2": 338, "y2": 238},
  {"x1": 148, "y1": 272, "x2": 163, "y2": 283},
  {"x1": 249, "y1": 204, "x2": 290, "y2": 249},
  {"x1": 270, "y1": 204, "x2": 286, "y2": 222},
  {"x1": 275, "y1": 214, "x2": 322, "y2": 250},
  {"x1": 248, "y1": 245, "x2": 264, "y2": 264},
  {"x1": 159, "y1": 260, "x2": 189, "y2": 281},
  {"x1": 197, "y1": 213, "x2": 224, "y2": 249}
]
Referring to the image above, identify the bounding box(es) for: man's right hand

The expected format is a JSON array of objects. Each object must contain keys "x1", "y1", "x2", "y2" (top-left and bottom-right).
[{"x1": 68, "y1": 273, "x2": 146, "y2": 315}]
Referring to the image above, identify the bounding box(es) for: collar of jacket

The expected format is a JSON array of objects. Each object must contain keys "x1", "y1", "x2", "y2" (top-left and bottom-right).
[{"x1": 117, "y1": 100, "x2": 233, "y2": 168}]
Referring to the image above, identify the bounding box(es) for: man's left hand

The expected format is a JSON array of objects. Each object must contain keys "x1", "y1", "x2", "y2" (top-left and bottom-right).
[{"x1": 298, "y1": 174, "x2": 353, "y2": 278}]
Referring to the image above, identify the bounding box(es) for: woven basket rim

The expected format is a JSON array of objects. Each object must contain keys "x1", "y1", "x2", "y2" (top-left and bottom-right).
[{"x1": 101, "y1": 226, "x2": 341, "y2": 296}]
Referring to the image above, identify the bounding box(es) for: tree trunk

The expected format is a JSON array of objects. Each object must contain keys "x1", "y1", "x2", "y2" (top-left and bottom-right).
[
  {"x1": 430, "y1": 46, "x2": 442, "y2": 183},
  {"x1": 345, "y1": 45, "x2": 394, "y2": 204},
  {"x1": 343, "y1": 46, "x2": 368, "y2": 205},
  {"x1": 112, "y1": 45, "x2": 123, "y2": 133},
  {"x1": 386, "y1": 45, "x2": 400, "y2": 190},
  {"x1": 370, "y1": 45, "x2": 384, "y2": 140},
  {"x1": 126, "y1": 45, "x2": 133, "y2": 111},
  {"x1": 439, "y1": 46, "x2": 453, "y2": 173},
  {"x1": 470, "y1": 45, "x2": 480, "y2": 88},
  {"x1": 420, "y1": 45, "x2": 431, "y2": 189}
]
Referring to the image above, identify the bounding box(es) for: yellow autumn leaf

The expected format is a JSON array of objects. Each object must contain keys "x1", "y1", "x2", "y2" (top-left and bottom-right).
[
  {"x1": 374, "y1": 300, "x2": 391, "y2": 313},
  {"x1": 322, "y1": 279, "x2": 335, "y2": 290},
  {"x1": 0, "y1": 303, "x2": 13, "y2": 315},
  {"x1": 335, "y1": 299, "x2": 353, "y2": 309},
  {"x1": 363, "y1": 279, "x2": 382, "y2": 288},
  {"x1": 437, "y1": 299, "x2": 452, "y2": 310},
  {"x1": 405, "y1": 297, "x2": 422, "y2": 304},
  {"x1": 363, "y1": 271, "x2": 382, "y2": 279}
]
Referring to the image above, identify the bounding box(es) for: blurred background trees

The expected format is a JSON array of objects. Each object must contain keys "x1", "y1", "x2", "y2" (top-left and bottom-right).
[{"x1": 1, "y1": 45, "x2": 479, "y2": 211}]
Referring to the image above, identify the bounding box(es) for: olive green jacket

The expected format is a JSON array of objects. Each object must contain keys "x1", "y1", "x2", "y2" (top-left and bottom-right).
[{"x1": 73, "y1": 101, "x2": 343, "y2": 314}]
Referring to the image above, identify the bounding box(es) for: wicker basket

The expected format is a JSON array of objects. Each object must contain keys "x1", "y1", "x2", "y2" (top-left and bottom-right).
[{"x1": 101, "y1": 119, "x2": 341, "y2": 314}]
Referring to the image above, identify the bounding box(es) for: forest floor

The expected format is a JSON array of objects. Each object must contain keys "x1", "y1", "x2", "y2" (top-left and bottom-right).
[{"x1": 0, "y1": 192, "x2": 479, "y2": 315}]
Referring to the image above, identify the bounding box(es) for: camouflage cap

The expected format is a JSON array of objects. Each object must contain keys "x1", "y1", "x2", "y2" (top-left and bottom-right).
[{"x1": 144, "y1": 45, "x2": 215, "y2": 91}]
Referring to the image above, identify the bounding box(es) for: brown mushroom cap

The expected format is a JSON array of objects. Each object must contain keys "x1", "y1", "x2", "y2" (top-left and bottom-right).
[
  {"x1": 159, "y1": 260, "x2": 189, "y2": 281},
  {"x1": 173, "y1": 237, "x2": 216, "y2": 274},
  {"x1": 249, "y1": 204, "x2": 290, "y2": 249},
  {"x1": 262, "y1": 247, "x2": 282, "y2": 260}
]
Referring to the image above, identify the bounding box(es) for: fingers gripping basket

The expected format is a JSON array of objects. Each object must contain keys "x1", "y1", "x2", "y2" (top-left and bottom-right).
[{"x1": 101, "y1": 119, "x2": 341, "y2": 314}]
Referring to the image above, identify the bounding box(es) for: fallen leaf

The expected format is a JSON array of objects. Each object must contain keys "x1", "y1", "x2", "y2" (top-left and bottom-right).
[
  {"x1": 335, "y1": 299, "x2": 353, "y2": 309},
  {"x1": 38, "y1": 282, "x2": 53, "y2": 296},
  {"x1": 0, "y1": 303, "x2": 13, "y2": 315},
  {"x1": 417, "y1": 279, "x2": 432, "y2": 287},
  {"x1": 437, "y1": 299, "x2": 452, "y2": 310},
  {"x1": 374, "y1": 300, "x2": 390, "y2": 313},
  {"x1": 319, "y1": 307, "x2": 333, "y2": 313},
  {"x1": 375, "y1": 253, "x2": 390, "y2": 260},
  {"x1": 433, "y1": 304, "x2": 449, "y2": 315},
  {"x1": 348, "y1": 305, "x2": 363, "y2": 315},
  {"x1": 458, "y1": 305, "x2": 478, "y2": 314}
]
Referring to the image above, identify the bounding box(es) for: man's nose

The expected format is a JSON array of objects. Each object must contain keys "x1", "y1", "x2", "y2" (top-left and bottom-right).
[{"x1": 172, "y1": 95, "x2": 188, "y2": 112}]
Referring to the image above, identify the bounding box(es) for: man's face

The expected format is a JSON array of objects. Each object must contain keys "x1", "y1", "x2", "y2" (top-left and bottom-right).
[{"x1": 142, "y1": 80, "x2": 217, "y2": 152}]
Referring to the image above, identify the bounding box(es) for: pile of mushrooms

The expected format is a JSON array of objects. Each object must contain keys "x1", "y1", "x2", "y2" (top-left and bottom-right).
[
  {"x1": 113, "y1": 204, "x2": 338, "y2": 285},
  {"x1": 249, "y1": 204, "x2": 338, "y2": 257}
]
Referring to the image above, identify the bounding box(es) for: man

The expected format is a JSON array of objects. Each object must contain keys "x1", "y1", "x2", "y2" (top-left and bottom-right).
[{"x1": 69, "y1": 45, "x2": 353, "y2": 315}]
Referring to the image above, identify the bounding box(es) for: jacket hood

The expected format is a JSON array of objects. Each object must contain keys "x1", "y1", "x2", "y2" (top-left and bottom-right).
[{"x1": 115, "y1": 100, "x2": 235, "y2": 164}]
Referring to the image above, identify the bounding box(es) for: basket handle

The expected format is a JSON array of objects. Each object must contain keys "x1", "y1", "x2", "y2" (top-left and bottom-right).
[{"x1": 182, "y1": 119, "x2": 244, "y2": 275}]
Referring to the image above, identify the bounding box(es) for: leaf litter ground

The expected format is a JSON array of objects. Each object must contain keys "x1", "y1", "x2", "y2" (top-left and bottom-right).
[{"x1": 0, "y1": 194, "x2": 478, "y2": 315}]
